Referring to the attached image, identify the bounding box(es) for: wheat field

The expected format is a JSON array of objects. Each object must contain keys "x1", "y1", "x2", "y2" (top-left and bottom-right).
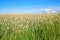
[{"x1": 0, "y1": 13, "x2": 60, "y2": 40}]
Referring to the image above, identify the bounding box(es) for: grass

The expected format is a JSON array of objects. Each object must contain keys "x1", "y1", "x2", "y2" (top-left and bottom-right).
[{"x1": 0, "y1": 13, "x2": 60, "y2": 40}]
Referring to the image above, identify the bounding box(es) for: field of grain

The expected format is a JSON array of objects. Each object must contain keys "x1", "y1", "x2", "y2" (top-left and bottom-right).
[{"x1": 0, "y1": 14, "x2": 60, "y2": 40}]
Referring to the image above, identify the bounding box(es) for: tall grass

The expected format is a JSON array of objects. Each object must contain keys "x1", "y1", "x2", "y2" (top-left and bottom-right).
[{"x1": 0, "y1": 14, "x2": 60, "y2": 40}]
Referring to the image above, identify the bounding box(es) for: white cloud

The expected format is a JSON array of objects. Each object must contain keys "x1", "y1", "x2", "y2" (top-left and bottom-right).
[{"x1": 43, "y1": 8, "x2": 56, "y2": 13}]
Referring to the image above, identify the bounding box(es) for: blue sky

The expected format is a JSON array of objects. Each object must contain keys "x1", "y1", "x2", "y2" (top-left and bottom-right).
[{"x1": 0, "y1": 0, "x2": 60, "y2": 13}]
